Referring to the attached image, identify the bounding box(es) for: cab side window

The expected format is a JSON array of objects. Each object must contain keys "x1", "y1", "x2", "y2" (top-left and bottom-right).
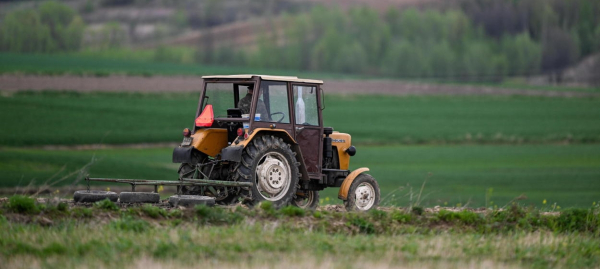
[
  {"x1": 259, "y1": 81, "x2": 290, "y2": 123},
  {"x1": 293, "y1": 85, "x2": 318, "y2": 126}
]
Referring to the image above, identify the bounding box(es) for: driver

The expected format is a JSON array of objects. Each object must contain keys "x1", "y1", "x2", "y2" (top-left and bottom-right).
[{"x1": 238, "y1": 86, "x2": 269, "y2": 121}]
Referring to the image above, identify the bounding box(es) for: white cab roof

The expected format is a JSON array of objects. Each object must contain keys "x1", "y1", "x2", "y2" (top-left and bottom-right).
[{"x1": 201, "y1": 74, "x2": 323, "y2": 84}]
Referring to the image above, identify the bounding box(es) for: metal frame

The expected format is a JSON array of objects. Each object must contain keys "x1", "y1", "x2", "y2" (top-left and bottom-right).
[{"x1": 86, "y1": 177, "x2": 253, "y2": 193}]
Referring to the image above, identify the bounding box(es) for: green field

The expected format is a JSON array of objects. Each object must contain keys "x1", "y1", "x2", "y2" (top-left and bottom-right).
[
  {"x1": 2, "y1": 91, "x2": 599, "y2": 146},
  {"x1": 0, "y1": 52, "x2": 358, "y2": 79},
  {"x1": 1, "y1": 91, "x2": 599, "y2": 208},
  {"x1": 2, "y1": 144, "x2": 599, "y2": 208}
]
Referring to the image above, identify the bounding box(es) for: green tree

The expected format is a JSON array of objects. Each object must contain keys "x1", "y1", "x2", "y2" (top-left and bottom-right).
[
  {"x1": 461, "y1": 41, "x2": 496, "y2": 81},
  {"x1": 332, "y1": 41, "x2": 368, "y2": 74},
  {"x1": 0, "y1": 1, "x2": 85, "y2": 53},
  {"x1": 501, "y1": 33, "x2": 542, "y2": 76},
  {"x1": 428, "y1": 41, "x2": 458, "y2": 79},
  {"x1": 0, "y1": 9, "x2": 53, "y2": 52}
]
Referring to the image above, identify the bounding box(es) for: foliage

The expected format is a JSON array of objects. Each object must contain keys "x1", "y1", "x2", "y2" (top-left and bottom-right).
[
  {"x1": 555, "y1": 208, "x2": 598, "y2": 233},
  {"x1": 437, "y1": 210, "x2": 484, "y2": 225},
  {"x1": 141, "y1": 205, "x2": 167, "y2": 219},
  {"x1": 280, "y1": 206, "x2": 305, "y2": 217},
  {"x1": 463, "y1": 0, "x2": 600, "y2": 67},
  {"x1": 0, "y1": 1, "x2": 85, "y2": 53},
  {"x1": 195, "y1": 205, "x2": 243, "y2": 225},
  {"x1": 71, "y1": 207, "x2": 93, "y2": 218},
  {"x1": 347, "y1": 214, "x2": 376, "y2": 234},
  {"x1": 109, "y1": 216, "x2": 150, "y2": 233},
  {"x1": 94, "y1": 199, "x2": 118, "y2": 211},
  {"x1": 7, "y1": 195, "x2": 39, "y2": 214},
  {"x1": 236, "y1": 6, "x2": 548, "y2": 82}
]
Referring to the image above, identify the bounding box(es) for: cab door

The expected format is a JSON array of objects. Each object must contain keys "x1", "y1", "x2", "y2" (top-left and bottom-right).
[{"x1": 291, "y1": 84, "x2": 323, "y2": 178}]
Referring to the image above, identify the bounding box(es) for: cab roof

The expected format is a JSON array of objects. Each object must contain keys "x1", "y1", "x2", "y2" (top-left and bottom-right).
[{"x1": 201, "y1": 74, "x2": 323, "y2": 84}]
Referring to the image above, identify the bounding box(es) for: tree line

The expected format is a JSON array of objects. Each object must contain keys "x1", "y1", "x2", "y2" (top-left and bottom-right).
[
  {"x1": 207, "y1": 0, "x2": 600, "y2": 81},
  {"x1": 1, "y1": 0, "x2": 599, "y2": 82}
]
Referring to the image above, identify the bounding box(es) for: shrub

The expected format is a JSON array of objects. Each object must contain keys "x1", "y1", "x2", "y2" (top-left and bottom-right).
[
  {"x1": 259, "y1": 201, "x2": 276, "y2": 217},
  {"x1": 412, "y1": 206, "x2": 424, "y2": 216},
  {"x1": 280, "y1": 206, "x2": 305, "y2": 217},
  {"x1": 195, "y1": 205, "x2": 243, "y2": 225},
  {"x1": 391, "y1": 210, "x2": 412, "y2": 223},
  {"x1": 369, "y1": 209, "x2": 388, "y2": 221},
  {"x1": 71, "y1": 207, "x2": 93, "y2": 218},
  {"x1": 168, "y1": 209, "x2": 184, "y2": 218},
  {"x1": 94, "y1": 199, "x2": 118, "y2": 211},
  {"x1": 556, "y1": 208, "x2": 594, "y2": 233},
  {"x1": 57, "y1": 202, "x2": 68, "y2": 212},
  {"x1": 110, "y1": 216, "x2": 150, "y2": 233},
  {"x1": 348, "y1": 214, "x2": 375, "y2": 234},
  {"x1": 141, "y1": 205, "x2": 167, "y2": 219},
  {"x1": 7, "y1": 195, "x2": 39, "y2": 214}
]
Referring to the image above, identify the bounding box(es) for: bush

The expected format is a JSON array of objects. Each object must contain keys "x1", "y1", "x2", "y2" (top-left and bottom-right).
[
  {"x1": 94, "y1": 199, "x2": 119, "y2": 211},
  {"x1": 348, "y1": 214, "x2": 375, "y2": 234},
  {"x1": 280, "y1": 206, "x2": 305, "y2": 217},
  {"x1": 391, "y1": 210, "x2": 412, "y2": 223},
  {"x1": 71, "y1": 207, "x2": 93, "y2": 218},
  {"x1": 141, "y1": 205, "x2": 167, "y2": 219},
  {"x1": 110, "y1": 216, "x2": 150, "y2": 233},
  {"x1": 57, "y1": 202, "x2": 68, "y2": 212},
  {"x1": 555, "y1": 208, "x2": 595, "y2": 233},
  {"x1": 7, "y1": 195, "x2": 39, "y2": 214},
  {"x1": 437, "y1": 210, "x2": 483, "y2": 225},
  {"x1": 195, "y1": 205, "x2": 243, "y2": 225}
]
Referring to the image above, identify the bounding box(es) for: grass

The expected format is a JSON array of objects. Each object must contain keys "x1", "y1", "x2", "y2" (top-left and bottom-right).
[
  {"x1": 0, "y1": 203, "x2": 599, "y2": 268},
  {"x1": 0, "y1": 52, "x2": 360, "y2": 79},
  {"x1": 324, "y1": 94, "x2": 600, "y2": 145},
  {"x1": 1, "y1": 91, "x2": 599, "y2": 146},
  {"x1": 1, "y1": 144, "x2": 599, "y2": 208}
]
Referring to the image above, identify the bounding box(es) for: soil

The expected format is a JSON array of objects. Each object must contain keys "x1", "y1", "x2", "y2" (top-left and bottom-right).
[{"x1": 1, "y1": 74, "x2": 597, "y2": 97}]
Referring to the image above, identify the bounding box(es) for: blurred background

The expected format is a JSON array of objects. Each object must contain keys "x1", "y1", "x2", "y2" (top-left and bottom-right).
[{"x1": 0, "y1": 0, "x2": 599, "y2": 208}]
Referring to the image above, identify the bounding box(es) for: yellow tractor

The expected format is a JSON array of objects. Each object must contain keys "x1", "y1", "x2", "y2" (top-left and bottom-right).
[{"x1": 171, "y1": 75, "x2": 380, "y2": 211}]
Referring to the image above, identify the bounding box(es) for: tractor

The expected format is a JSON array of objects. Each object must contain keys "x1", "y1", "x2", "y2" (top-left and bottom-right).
[{"x1": 171, "y1": 75, "x2": 380, "y2": 211}]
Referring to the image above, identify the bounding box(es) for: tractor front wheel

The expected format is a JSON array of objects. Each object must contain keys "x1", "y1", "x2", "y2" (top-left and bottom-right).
[{"x1": 344, "y1": 173, "x2": 380, "y2": 211}]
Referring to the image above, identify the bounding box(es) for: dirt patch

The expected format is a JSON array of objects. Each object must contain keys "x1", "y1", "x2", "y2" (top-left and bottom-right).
[{"x1": 1, "y1": 74, "x2": 598, "y2": 97}]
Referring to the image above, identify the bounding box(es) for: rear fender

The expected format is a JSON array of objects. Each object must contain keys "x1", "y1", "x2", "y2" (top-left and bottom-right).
[{"x1": 338, "y1": 167, "x2": 370, "y2": 200}]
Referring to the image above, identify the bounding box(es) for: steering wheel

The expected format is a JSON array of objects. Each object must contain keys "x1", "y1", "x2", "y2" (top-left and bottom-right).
[{"x1": 270, "y1": 112, "x2": 286, "y2": 123}]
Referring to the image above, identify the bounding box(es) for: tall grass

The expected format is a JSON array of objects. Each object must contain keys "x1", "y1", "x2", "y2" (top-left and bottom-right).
[{"x1": 1, "y1": 203, "x2": 599, "y2": 268}]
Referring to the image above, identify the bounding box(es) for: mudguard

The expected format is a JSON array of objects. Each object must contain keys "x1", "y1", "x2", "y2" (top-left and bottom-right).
[
  {"x1": 221, "y1": 146, "x2": 244, "y2": 162},
  {"x1": 337, "y1": 167, "x2": 370, "y2": 200},
  {"x1": 172, "y1": 146, "x2": 197, "y2": 164}
]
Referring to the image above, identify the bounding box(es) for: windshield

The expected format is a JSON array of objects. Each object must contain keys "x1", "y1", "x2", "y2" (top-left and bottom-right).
[{"x1": 202, "y1": 82, "x2": 252, "y2": 118}]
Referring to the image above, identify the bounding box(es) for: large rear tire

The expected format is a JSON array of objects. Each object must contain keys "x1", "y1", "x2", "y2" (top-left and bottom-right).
[
  {"x1": 343, "y1": 173, "x2": 380, "y2": 212},
  {"x1": 234, "y1": 135, "x2": 300, "y2": 208}
]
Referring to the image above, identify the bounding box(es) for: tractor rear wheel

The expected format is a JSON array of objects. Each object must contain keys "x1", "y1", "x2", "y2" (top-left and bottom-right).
[
  {"x1": 234, "y1": 135, "x2": 300, "y2": 208},
  {"x1": 291, "y1": 190, "x2": 319, "y2": 210},
  {"x1": 344, "y1": 173, "x2": 380, "y2": 212}
]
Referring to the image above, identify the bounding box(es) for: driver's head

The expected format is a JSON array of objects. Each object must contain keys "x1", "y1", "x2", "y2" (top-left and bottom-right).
[{"x1": 246, "y1": 86, "x2": 253, "y2": 94}]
